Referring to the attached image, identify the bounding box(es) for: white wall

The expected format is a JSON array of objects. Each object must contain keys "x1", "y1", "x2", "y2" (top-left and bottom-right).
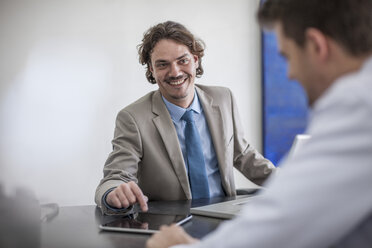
[{"x1": 0, "y1": 0, "x2": 262, "y2": 206}]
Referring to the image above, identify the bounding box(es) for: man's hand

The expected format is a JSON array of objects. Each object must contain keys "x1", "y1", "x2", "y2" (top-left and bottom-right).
[
  {"x1": 146, "y1": 224, "x2": 199, "y2": 248},
  {"x1": 106, "y1": 181, "x2": 148, "y2": 211}
]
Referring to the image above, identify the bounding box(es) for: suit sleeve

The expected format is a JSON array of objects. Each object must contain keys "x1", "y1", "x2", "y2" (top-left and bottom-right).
[
  {"x1": 95, "y1": 109, "x2": 143, "y2": 214},
  {"x1": 229, "y1": 90, "x2": 275, "y2": 185}
]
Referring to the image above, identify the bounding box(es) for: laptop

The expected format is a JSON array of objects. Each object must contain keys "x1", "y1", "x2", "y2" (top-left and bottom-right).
[
  {"x1": 287, "y1": 134, "x2": 311, "y2": 158},
  {"x1": 190, "y1": 195, "x2": 257, "y2": 219},
  {"x1": 191, "y1": 134, "x2": 311, "y2": 219}
]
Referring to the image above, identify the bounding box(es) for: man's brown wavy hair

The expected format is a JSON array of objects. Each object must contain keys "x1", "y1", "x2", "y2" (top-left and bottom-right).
[{"x1": 138, "y1": 21, "x2": 205, "y2": 84}]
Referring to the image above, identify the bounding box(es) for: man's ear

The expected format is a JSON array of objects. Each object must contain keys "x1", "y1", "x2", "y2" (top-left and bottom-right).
[
  {"x1": 305, "y1": 28, "x2": 329, "y2": 62},
  {"x1": 149, "y1": 63, "x2": 153, "y2": 72},
  {"x1": 193, "y1": 55, "x2": 199, "y2": 69}
]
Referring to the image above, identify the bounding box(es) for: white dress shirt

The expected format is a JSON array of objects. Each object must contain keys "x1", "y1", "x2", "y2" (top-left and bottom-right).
[{"x1": 174, "y1": 57, "x2": 372, "y2": 248}]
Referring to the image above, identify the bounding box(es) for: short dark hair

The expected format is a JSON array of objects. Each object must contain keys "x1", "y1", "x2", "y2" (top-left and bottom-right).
[
  {"x1": 137, "y1": 21, "x2": 205, "y2": 84},
  {"x1": 257, "y1": 0, "x2": 372, "y2": 56}
]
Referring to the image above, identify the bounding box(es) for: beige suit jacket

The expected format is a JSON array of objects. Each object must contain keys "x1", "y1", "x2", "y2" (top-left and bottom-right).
[{"x1": 95, "y1": 85, "x2": 274, "y2": 213}]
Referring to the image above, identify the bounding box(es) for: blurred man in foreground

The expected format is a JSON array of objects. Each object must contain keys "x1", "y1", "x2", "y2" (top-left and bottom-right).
[{"x1": 146, "y1": 0, "x2": 372, "y2": 247}]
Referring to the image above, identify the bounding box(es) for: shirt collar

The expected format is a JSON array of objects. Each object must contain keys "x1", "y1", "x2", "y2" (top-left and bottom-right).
[{"x1": 162, "y1": 91, "x2": 202, "y2": 122}]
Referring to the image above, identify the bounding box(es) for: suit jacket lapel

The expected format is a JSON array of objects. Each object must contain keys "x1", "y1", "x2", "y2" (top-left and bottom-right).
[
  {"x1": 196, "y1": 86, "x2": 230, "y2": 191},
  {"x1": 151, "y1": 91, "x2": 191, "y2": 198}
]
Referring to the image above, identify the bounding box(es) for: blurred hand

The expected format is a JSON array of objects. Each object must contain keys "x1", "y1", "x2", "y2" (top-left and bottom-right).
[
  {"x1": 106, "y1": 181, "x2": 148, "y2": 212},
  {"x1": 146, "y1": 224, "x2": 199, "y2": 248}
]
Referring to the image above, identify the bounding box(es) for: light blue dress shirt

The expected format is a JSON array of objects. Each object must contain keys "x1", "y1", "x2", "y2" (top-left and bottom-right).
[{"x1": 162, "y1": 92, "x2": 225, "y2": 198}]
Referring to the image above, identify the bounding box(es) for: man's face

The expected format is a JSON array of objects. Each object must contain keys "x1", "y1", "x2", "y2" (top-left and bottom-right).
[
  {"x1": 275, "y1": 24, "x2": 320, "y2": 105},
  {"x1": 150, "y1": 39, "x2": 199, "y2": 108}
]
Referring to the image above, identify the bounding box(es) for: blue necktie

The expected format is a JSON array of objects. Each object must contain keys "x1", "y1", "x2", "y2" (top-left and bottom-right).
[{"x1": 182, "y1": 110, "x2": 210, "y2": 199}]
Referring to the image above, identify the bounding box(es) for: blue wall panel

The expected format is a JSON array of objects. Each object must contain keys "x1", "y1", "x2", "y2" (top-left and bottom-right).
[{"x1": 262, "y1": 31, "x2": 308, "y2": 166}]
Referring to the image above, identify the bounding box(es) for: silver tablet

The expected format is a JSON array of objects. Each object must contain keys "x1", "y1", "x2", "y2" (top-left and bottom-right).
[{"x1": 99, "y1": 213, "x2": 192, "y2": 234}]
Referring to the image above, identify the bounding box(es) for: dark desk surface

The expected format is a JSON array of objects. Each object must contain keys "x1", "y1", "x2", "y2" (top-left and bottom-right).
[{"x1": 40, "y1": 196, "x2": 241, "y2": 248}]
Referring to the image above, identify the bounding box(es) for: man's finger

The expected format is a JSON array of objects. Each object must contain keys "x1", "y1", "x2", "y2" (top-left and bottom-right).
[
  {"x1": 116, "y1": 187, "x2": 130, "y2": 208},
  {"x1": 129, "y1": 182, "x2": 148, "y2": 211},
  {"x1": 107, "y1": 192, "x2": 122, "y2": 208},
  {"x1": 121, "y1": 184, "x2": 137, "y2": 205}
]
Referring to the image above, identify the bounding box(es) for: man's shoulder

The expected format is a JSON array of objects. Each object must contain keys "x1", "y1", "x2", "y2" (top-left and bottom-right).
[
  {"x1": 196, "y1": 84, "x2": 232, "y2": 99},
  {"x1": 118, "y1": 90, "x2": 158, "y2": 117}
]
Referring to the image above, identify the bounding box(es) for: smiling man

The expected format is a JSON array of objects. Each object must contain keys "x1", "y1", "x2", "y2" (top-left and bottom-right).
[
  {"x1": 151, "y1": 39, "x2": 197, "y2": 108},
  {"x1": 95, "y1": 21, "x2": 275, "y2": 215},
  {"x1": 145, "y1": 1, "x2": 372, "y2": 248}
]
